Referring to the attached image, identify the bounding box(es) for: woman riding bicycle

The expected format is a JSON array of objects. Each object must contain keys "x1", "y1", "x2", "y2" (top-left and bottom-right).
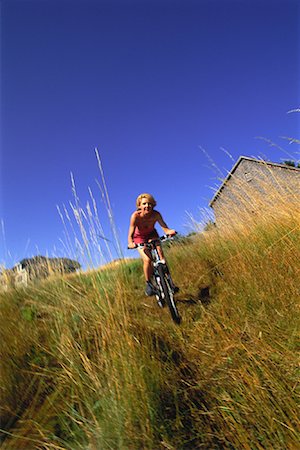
[{"x1": 128, "y1": 193, "x2": 177, "y2": 296}]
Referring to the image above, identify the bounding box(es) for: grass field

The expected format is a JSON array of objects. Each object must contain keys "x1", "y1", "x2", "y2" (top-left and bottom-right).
[{"x1": 1, "y1": 197, "x2": 299, "y2": 448}]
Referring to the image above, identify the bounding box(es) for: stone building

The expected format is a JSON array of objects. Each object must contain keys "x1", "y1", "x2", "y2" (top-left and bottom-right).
[
  {"x1": 13, "y1": 263, "x2": 29, "y2": 289},
  {"x1": 0, "y1": 264, "x2": 28, "y2": 292},
  {"x1": 0, "y1": 271, "x2": 9, "y2": 292},
  {"x1": 209, "y1": 156, "x2": 300, "y2": 227}
]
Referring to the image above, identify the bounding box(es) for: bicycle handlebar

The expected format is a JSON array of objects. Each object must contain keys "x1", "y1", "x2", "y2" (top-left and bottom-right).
[{"x1": 127, "y1": 233, "x2": 177, "y2": 249}]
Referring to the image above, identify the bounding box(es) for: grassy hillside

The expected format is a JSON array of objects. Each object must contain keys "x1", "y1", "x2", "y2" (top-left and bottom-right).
[{"x1": 1, "y1": 211, "x2": 299, "y2": 449}]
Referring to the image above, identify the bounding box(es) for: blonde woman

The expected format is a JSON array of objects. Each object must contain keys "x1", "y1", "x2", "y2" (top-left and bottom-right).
[{"x1": 128, "y1": 193, "x2": 177, "y2": 296}]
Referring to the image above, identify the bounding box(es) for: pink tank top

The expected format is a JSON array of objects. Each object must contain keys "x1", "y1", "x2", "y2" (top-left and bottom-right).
[{"x1": 133, "y1": 224, "x2": 159, "y2": 244}]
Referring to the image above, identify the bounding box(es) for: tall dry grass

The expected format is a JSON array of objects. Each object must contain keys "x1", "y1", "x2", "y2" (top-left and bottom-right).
[{"x1": 1, "y1": 153, "x2": 299, "y2": 449}]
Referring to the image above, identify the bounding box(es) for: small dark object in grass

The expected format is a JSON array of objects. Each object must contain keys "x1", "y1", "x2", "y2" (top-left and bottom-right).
[{"x1": 198, "y1": 286, "x2": 210, "y2": 305}]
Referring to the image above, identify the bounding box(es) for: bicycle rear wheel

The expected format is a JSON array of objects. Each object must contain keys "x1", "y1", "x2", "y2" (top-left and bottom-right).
[{"x1": 157, "y1": 266, "x2": 181, "y2": 324}]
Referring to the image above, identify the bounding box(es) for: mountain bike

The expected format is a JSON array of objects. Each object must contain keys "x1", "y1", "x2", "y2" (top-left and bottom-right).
[{"x1": 131, "y1": 235, "x2": 181, "y2": 324}]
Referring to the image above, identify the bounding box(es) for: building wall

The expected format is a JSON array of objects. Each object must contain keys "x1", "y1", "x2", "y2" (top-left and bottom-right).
[
  {"x1": 211, "y1": 159, "x2": 300, "y2": 227},
  {"x1": 0, "y1": 273, "x2": 9, "y2": 292},
  {"x1": 0, "y1": 266, "x2": 28, "y2": 292},
  {"x1": 14, "y1": 266, "x2": 28, "y2": 288}
]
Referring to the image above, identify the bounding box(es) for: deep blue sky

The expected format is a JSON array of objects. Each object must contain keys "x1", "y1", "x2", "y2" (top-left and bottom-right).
[{"x1": 1, "y1": 0, "x2": 299, "y2": 268}]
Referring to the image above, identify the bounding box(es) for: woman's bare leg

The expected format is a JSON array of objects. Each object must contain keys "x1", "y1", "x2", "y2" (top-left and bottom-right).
[
  {"x1": 157, "y1": 244, "x2": 165, "y2": 263},
  {"x1": 137, "y1": 247, "x2": 153, "y2": 281}
]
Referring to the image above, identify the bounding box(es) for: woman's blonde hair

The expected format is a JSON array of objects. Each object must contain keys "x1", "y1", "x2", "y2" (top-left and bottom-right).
[{"x1": 136, "y1": 193, "x2": 157, "y2": 209}]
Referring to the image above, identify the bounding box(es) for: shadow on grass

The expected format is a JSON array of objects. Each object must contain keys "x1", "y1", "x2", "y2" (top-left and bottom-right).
[{"x1": 177, "y1": 286, "x2": 211, "y2": 306}]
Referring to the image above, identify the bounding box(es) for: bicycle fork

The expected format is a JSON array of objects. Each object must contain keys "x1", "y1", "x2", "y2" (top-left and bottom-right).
[
  {"x1": 151, "y1": 261, "x2": 166, "y2": 307},
  {"x1": 156, "y1": 261, "x2": 177, "y2": 291},
  {"x1": 152, "y1": 261, "x2": 177, "y2": 307}
]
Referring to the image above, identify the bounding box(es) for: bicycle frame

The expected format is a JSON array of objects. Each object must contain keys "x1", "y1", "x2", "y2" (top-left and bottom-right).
[
  {"x1": 136, "y1": 236, "x2": 171, "y2": 285},
  {"x1": 136, "y1": 235, "x2": 181, "y2": 324}
]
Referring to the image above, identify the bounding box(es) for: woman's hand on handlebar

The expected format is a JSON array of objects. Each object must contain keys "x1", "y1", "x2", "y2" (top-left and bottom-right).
[
  {"x1": 128, "y1": 242, "x2": 137, "y2": 249},
  {"x1": 166, "y1": 230, "x2": 176, "y2": 236}
]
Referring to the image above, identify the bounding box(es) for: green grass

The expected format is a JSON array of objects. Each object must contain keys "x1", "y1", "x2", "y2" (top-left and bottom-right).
[{"x1": 1, "y1": 211, "x2": 300, "y2": 449}]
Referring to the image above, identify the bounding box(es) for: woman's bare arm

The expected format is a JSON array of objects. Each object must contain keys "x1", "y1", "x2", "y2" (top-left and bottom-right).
[
  {"x1": 128, "y1": 212, "x2": 137, "y2": 247},
  {"x1": 156, "y1": 212, "x2": 176, "y2": 235}
]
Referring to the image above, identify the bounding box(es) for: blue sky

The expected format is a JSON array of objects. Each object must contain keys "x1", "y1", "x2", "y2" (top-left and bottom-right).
[{"x1": 1, "y1": 0, "x2": 299, "y2": 269}]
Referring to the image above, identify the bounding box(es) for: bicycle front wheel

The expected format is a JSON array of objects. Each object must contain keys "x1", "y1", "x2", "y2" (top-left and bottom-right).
[{"x1": 157, "y1": 266, "x2": 181, "y2": 324}]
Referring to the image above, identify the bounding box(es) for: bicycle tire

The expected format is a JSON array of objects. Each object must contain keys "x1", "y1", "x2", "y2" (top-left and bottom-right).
[{"x1": 157, "y1": 265, "x2": 181, "y2": 324}]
